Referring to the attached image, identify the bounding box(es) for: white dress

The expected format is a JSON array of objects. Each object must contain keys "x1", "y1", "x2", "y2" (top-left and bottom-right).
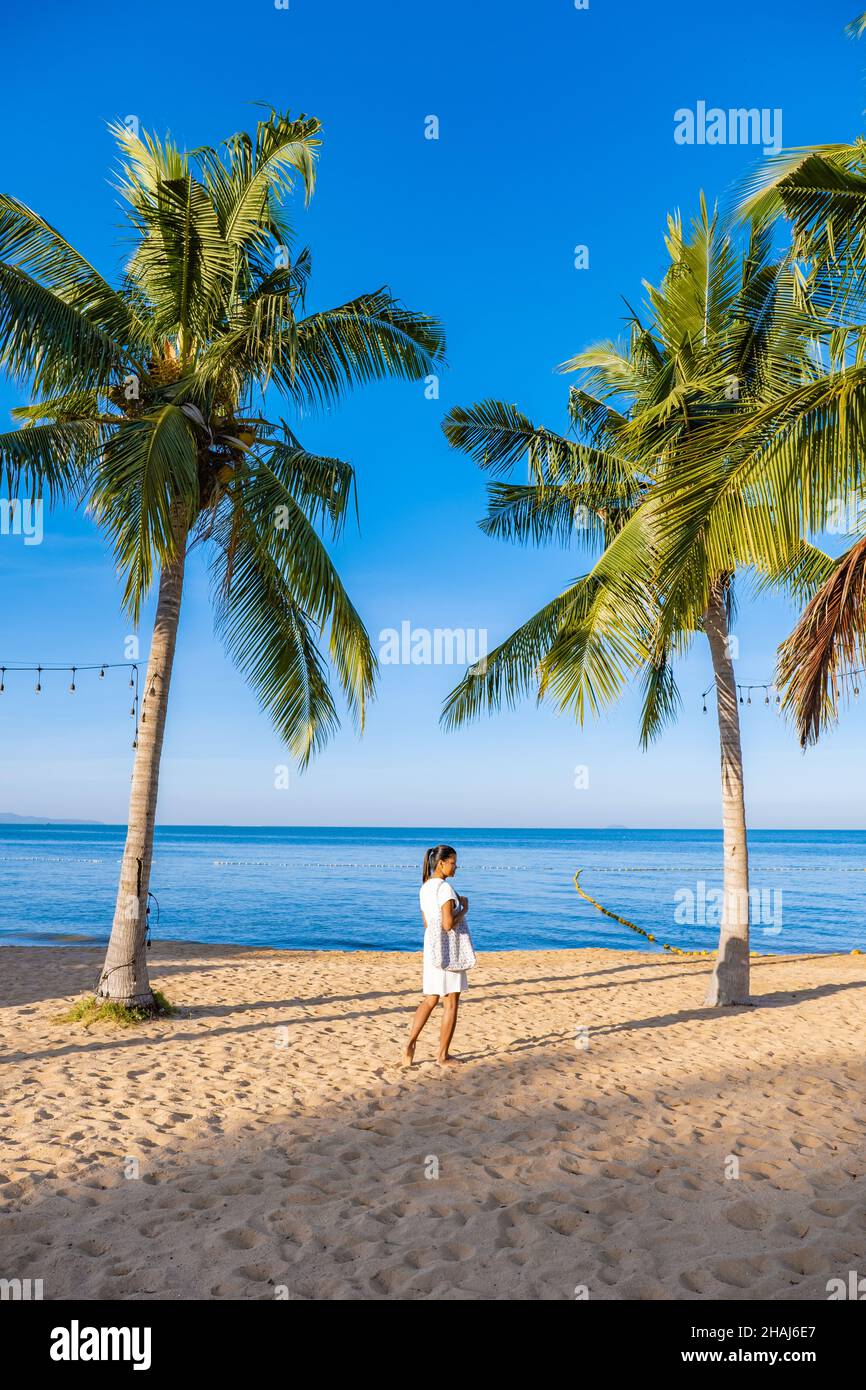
[{"x1": 420, "y1": 877, "x2": 468, "y2": 997}]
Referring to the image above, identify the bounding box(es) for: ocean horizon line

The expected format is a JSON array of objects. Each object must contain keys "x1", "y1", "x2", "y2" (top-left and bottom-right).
[{"x1": 3, "y1": 821, "x2": 865, "y2": 834}]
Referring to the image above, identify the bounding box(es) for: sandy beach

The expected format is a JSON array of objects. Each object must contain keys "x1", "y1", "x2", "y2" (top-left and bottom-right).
[{"x1": 1, "y1": 940, "x2": 865, "y2": 1300}]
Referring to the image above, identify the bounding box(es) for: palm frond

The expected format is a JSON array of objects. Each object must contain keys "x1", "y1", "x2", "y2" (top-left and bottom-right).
[
  {"x1": 124, "y1": 169, "x2": 232, "y2": 347},
  {"x1": 210, "y1": 513, "x2": 341, "y2": 765},
  {"x1": 638, "y1": 643, "x2": 684, "y2": 748},
  {"x1": 777, "y1": 534, "x2": 866, "y2": 745},
  {"x1": 229, "y1": 456, "x2": 375, "y2": 729},
  {"x1": 441, "y1": 581, "x2": 595, "y2": 728},
  {"x1": 204, "y1": 109, "x2": 320, "y2": 252},
  {"x1": 208, "y1": 477, "x2": 373, "y2": 759},
  {"x1": 265, "y1": 426, "x2": 357, "y2": 535},
  {"x1": 89, "y1": 404, "x2": 199, "y2": 616},
  {"x1": 0, "y1": 194, "x2": 149, "y2": 346},
  {"x1": 0, "y1": 420, "x2": 107, "y2": 500},
  {"x1": 442, "y1": 398, "x2": 640, "y2": 497},
  {"x1": 481, "y1": 481, "x2": 611, "y2": 548},
  {"x1": 0, "y1": 261, "x2": 121, "y2": 394},
  {"x1": 285, "y1": 290, "x2": 445, "y2": 408}
]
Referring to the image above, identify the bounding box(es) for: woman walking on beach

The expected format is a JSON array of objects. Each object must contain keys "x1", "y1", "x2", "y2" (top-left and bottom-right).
[{"x1": 402, "y1": 845, "x2": 469, "y2": 1068}]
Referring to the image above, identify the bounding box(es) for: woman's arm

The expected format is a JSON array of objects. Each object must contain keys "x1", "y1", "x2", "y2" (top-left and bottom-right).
[{"x1": 440, "y1": 897, "x2": 468, "y2": 933}]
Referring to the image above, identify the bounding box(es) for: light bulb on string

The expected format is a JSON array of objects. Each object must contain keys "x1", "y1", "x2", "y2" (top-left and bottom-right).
[
  {"x1": 0, "y1": 667, "x2": 5, "y2": 693},
  {"x1": 69, "y1": 667, "x2": 76, "y2": 694},
  {"x1": 747, "y1": 692, "x2": 752, "y2": 705},
  {"x1": 764, "y1": 688, "x2": 770, "y2": 705},
  {"x1": 35, "y1": 666, "x2": 41, "y2": 694},
  {"x1": 99, "y1": 666, "x2": 105, "y2": 679}
]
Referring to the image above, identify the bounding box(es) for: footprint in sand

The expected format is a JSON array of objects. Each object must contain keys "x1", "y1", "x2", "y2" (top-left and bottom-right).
[
  {"x1": 76, "y1": 1238, "x2": 109, "y2": 1257},
  {"x1": 189, "y1": 1193, "x2": 221, "y2": 1210},
  {"x1": 679, "y1": 1267, "x2": 717, "y2": 1294},
  {"x1": 546, "y1": 1212, "x2": 584, "y2": 1236},
  {"x1": 711, "y1": 1256, "x2": 773, "y2": 1289},
  {"x1": 741, "y1": 1161, "x2": 782, "y2": 1182},
  {"x1": 404, "y1": 1249, "x2": 440, "y2": 1270},
  {"x1": 771, "y1": 1215, "x2": 811, "y2": 1239},
  {"x1": 809, "y1": 1198, "x2": 853, "y2": 1219},
  {"x1": 778, "y1": 1247, "x2": 832, "y2": 1276},
  {"x1": 219, "y1": 1227, "x2": 263, "y2": 1250},
  {"x1": 236, "y1": 1263, "x2": 274, "y2": 1283},
  {"x1": 369, "y1": 1266, "x2": 409, "y2": 1295},
  {"x1": 439, "y1": 1242, "x2": 474, "y2": 1262},
  {"x1": 138, "y1": 1220, "x2": 167, "y2": 1239},
  {"x1": 724, "y1": 1199, "x2": 767, "y2": 1231},
  {"x1": 788, "y1": 1131, "x2": 828, "y2": 1153},
  {"x1": 210, "y1": 1280, "x2": 249, "y2": 1298}
]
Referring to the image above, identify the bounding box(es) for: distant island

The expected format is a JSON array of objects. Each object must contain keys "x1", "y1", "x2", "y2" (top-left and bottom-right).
[{"x1": 0, "y1": 812, "x2": 103, "y2": 825}]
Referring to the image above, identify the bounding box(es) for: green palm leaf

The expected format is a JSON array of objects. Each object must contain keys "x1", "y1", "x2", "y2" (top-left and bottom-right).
[
  {"x1": 90, "y1": 404, "x2": 199, "y2": 615},
  {"x1": 0, "y1": 261, "x2": 121, "y2": 394},
  {"x1": 0, "y1": 194, "x2": 148, "y2": 346},
  {"x1": 210, "y1": 514, "x2": 341, "y2": 765},
  {"x1": 285, "y1": 290, "x2": 445, "y2": 408},
  {"x1": 0, "y1": 420, "x2": 105, "y2": 499}
]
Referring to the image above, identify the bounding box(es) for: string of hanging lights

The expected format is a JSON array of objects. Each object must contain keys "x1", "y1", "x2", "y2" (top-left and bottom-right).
[
  {"x1": 702, "y1": 668, "x2": 866, "y2": 713},
  {"x1": 0, "y1": 662, "x2": 145, "y2": 748}
]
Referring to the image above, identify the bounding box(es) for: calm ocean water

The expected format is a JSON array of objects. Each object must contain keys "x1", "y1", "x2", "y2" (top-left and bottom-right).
[{"x1": 0, "y1": 825, "x2": 864, "y2": 957}]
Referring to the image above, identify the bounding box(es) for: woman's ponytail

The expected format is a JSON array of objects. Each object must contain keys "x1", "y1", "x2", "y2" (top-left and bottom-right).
[{"x1": 422, "y1": 844, "x2": 457, "y2": 882}]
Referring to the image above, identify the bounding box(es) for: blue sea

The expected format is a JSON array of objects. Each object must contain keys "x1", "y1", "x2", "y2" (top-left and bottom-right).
[{"x1": 0, "y1": 825, "x2": 864, "y2": 956}]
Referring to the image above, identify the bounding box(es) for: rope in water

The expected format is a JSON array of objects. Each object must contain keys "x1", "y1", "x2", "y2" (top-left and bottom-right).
[
  {"x1": 2, "y1": 856, "x2": 866, "y2": 875},
  {"x1": 573, "y1": 869, "x2": 714, "y2": 957},
  {"x1": 573, "y1": 870, "x2": 864, "y2": 957},
  {"x1": 209, "y1": 860, "x2": 865, "y2": 873},
  {"x1": 568, "y1": 865, "x2": 866, "y2": 874}
]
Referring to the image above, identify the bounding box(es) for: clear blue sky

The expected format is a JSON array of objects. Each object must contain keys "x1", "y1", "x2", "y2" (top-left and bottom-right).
[{"x1": 1, "y1": 0, "x2": 864, "y2": 828}]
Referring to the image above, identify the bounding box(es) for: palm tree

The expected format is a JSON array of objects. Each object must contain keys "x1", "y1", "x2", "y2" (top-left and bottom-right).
[
  {"x1": 441, "y1": 199, "x2": 827, "y2": 1005},
  {"x1": 635, "y1": 16, "x2": 866, "y2": 750},
  {"x1": 732, "y1": 134, "x2": 866, "y2": 745},
  {"x1": 0, "y1": 111, "x2": 445, "y2": 1010},
  {"x1": 647, "y1": 91, "x2": 866, "y2": 747}
]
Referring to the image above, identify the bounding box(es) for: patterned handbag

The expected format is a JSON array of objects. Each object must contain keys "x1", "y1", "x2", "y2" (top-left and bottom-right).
[{"x1": 432, "y1": 915, "x2": 477, "y2": 971}]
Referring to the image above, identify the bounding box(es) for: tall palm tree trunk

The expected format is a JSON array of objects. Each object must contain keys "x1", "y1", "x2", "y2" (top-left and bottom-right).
[
  {"x1": 97, "y1": 520, "x2": 188, "y2": 1008},
  {"x1": 702, "y1": 577, "x2": 750, "y2": 1006}
]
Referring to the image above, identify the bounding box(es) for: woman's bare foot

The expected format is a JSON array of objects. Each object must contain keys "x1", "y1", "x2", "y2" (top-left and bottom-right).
[
  {"x1": 437, "y1": 1054, "x2": 465, "y2": 1067},
  {"x1": 401, "y1": 1040, "x2": 417, "y2": 1067}
]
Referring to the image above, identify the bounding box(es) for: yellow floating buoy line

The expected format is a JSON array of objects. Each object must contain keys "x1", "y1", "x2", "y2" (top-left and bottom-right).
[
  {"x1": 573, "y1": 871, "x2": 864, "y2": 958},
  {"x1": 573, "y1": 869, "x2": 713, "y2": 957}
]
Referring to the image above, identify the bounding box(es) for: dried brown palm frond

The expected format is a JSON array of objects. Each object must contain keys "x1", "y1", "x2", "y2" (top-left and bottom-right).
[{"x1": 777, "y1": 533, "x2": 866, "y2": 746}]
